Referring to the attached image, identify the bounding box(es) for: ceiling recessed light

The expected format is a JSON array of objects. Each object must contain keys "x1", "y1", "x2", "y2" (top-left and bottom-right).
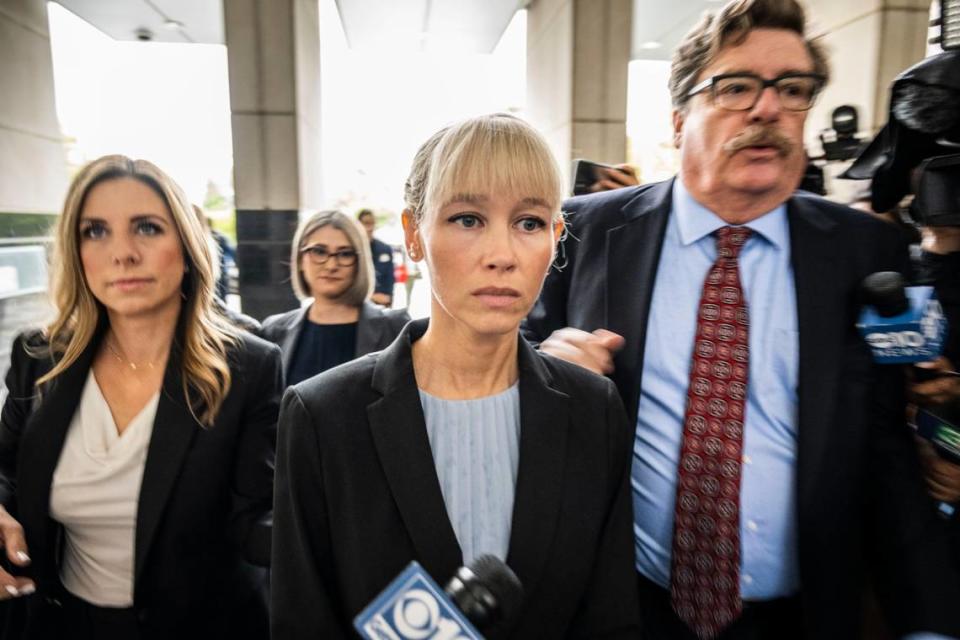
[{"x1": 641, "y1": 41, "x2": 662, "y2": 49}]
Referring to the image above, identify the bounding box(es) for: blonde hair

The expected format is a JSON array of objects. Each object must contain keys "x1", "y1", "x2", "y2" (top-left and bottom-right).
[
  {"x1": 669, "y1": 0, "x2": 830, "y2": 110},
  {"x1": 403, "y1": 113, "x2": 564, "y2": 224},
  {"x1": 40, "y1": 154, "x2": 238, "y2": 427},
  {"x1": 289, "y1": 209, "x2": 374, "y2": 305}
]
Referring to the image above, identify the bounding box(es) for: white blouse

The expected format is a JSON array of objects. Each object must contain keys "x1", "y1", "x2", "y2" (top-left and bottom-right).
[{"x1": 49, "y1": 371, "x2": 158, "y2": 607}]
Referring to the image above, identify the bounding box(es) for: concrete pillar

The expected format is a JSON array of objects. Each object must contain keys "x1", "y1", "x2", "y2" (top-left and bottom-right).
[
  {"x1": 224, "y1": 0, "x2": 322, "y2": 320},
  {"x1": 805, "y1": 0, "x2": 932, "y2": 198},
  {"x1": 0, "y1": 0, "x2": 67, "y2": 216},
  {"x1": 0, "y1": 0, "x2": 65, "y2": 387},
  {"x1": 526, "y1": 0, "x2": 633, "y2": 184}
]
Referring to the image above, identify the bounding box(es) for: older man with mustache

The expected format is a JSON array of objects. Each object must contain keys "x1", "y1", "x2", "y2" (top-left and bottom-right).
[{"x1": 523, "y1": 0, "x2": 960, "y2": 639}]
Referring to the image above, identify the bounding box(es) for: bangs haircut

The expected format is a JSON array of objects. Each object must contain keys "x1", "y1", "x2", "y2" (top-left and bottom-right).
[{"x1": 413, "y1": 114, "x2": 563, "y2": 223}]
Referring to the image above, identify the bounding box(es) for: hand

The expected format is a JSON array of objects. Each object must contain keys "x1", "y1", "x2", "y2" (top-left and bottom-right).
[
  {"x1": 921, "y1": 226, "x2": 960, "y2": 255},
  {"x1": 370, "y1": 293, "x2": 393, "y2": 307},
  {"x1": 916, "y1": 437, "x2": 960, "y2": 503},
  {"x1": 588, "y1": 164, "x2": 639, "y2": 193},
  {"x1": 908, "y1": 357, "x2": 960, "y2": 406},
  {"x1": 0, "y1": 505, "x2": 34, "y2": 599},
  {"x1": 539, "y1": 328, "x2": 625, "y2": 375}
]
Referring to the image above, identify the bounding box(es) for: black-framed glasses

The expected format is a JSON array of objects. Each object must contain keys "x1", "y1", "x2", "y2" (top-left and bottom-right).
[
  {"x1": 687, "y1": 73, "x2": 825, "y2": 111},
  {"x1": 299, "y1": 245, "x2": 359, "y2": 266}
]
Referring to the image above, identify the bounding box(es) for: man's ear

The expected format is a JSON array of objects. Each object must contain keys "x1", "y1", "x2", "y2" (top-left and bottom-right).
[{"x1": 672, "y1": 109, "x2": 685, "y2": 149}]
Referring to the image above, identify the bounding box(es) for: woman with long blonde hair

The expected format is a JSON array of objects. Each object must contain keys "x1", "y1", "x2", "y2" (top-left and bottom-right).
[{"x1": 0, "y1": 155, "x2": 282, "y2": 640}]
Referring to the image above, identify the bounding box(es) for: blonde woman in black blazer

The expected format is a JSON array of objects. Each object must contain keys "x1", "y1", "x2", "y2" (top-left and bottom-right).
[
  {"x1": 271, "y1": 114, "x2": 640, "y2": 639},
  {"x1": 0, "y1": 156, "x2": 282, "y2": 640},
  {"x1": 260, "y1": 210, "x2": 409, "y2": 387}
]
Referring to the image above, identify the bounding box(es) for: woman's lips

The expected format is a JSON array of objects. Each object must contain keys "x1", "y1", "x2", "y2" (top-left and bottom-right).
[
  {"x1": 472, "y1": 286, "x2": 521, "y2": 308},
  {"x1": 110, "y1": 278, "x2": 152, "y2": 292}
]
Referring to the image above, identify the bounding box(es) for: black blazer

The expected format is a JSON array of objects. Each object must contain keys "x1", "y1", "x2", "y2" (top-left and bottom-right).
[
  {"x1": 523, "y1": 179, "x2": 960, "y2": 638},
  {"x1": 271, "y1": 319, "x2": 640, "y2": 639},
  {"x1": 260, "y1": 300, "x2": 410, "y2": 382},
  {"x1": 0, "y1": 326, "x2": 282, "y2": 640}
]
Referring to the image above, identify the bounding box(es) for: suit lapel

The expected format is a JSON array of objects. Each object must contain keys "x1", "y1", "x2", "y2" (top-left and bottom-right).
[
  {"x1": 367, "y1": 320, "x2": 462, "y2": 580},
  {"x1": 17, "y1": 335, "x2": 99, "y2": 584},
  {"x1": 606, "y1": 180, "x2": 672, "y2": 418},
  {"x1": 505, "y1": 339, "x2": 569, "y2": 595},
  {"x1": 279, "y1": 307, "x2": 308, "y2": 375},
  {"x1": 355, "y1": 301, "x2": 386, "y2": 356},
  {"x1": 134, "y1": 343, "x2": 198, "y2": 585},
  {"x1": 787, "y1": 199, "x2": 844, "y2": 518}
]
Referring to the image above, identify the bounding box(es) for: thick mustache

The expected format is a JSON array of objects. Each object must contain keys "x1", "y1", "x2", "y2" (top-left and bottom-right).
[{"x1": 722, "y1": 126, "x2": 795, "y2": 156}]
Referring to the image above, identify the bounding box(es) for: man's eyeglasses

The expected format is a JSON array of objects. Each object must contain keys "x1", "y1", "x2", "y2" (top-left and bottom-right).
[
  {"x1": 686, "y1": 73, "x2": 826, "y2": 112},
  {"x1": 299, "y1": 245, "x2": 359, "y2": 266}
]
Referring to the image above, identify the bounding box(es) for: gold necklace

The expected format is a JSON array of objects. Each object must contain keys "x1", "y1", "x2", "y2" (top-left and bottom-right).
[{"x1": 105, "y1": 339, "x2": 157, "y2": 372}]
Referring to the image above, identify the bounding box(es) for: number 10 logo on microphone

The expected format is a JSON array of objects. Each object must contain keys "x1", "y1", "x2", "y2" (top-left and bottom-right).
[{"x1": 354, "y1": 562, "x2": 484, "y2": 640}]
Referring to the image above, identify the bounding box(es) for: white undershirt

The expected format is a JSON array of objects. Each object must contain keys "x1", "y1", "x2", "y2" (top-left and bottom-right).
[{"x1": 49, "y1": 371, "x2": 158, "y2": 607}]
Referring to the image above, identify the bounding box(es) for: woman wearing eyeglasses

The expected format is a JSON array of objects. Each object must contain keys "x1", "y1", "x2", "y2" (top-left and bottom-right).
[{"x1": 260, "y1": 210, "x2": 410, "y2": 386}]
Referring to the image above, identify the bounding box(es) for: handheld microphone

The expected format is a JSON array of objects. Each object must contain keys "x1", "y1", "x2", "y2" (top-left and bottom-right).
[
  {"x1": 860, "y1": 272, "x2": 959, "y2": 516},
  {"x1": 857, "y1": 271, "x2": 946, "y2": 364},
  {"x1": 353, "y1": 555, "x2": 523, "y2": 640}
]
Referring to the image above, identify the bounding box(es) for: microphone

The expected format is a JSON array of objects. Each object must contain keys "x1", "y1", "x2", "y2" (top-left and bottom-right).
[
  {"x1": 860, "y1": 272, "x2": 959, "y2": 517},
  {"x1": 353, "y1": 555, "x2": 523, "y2": 640},
  {"x1": 857, "y1": 271, "x2": 946, "y2": 364}
]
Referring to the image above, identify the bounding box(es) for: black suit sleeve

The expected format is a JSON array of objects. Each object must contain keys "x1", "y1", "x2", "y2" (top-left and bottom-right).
[
  {"x1": 0, "y1": 334, "x2": 40, "y2": 509},
  {"x1": 271, "y1": 387, "x2": 349, "y2": 639},
  {"x1": 567, "y1": 380, "x2": 641, "y2": 639},
  {"x1": 866, "y1": 362, "x2": 960, "y2": 635},
  {"x1": 230, "y1": 341, "x2": 283, "y2": 567}
]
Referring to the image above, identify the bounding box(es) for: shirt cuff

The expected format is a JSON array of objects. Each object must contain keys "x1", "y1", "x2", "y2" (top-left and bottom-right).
[{"x1": 903, "y1": 633, "x2": 958, "y2": 640}]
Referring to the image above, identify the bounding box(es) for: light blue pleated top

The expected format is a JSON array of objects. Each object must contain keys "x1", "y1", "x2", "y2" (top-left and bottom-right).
[{"x1": 419, "y1": 383, "x2": 520, "y2": 565}]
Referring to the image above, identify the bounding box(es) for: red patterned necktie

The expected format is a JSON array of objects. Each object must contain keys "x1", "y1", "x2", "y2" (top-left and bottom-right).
[{"x1": 670, "y1": 226, "x2": 751, "y2": 639}]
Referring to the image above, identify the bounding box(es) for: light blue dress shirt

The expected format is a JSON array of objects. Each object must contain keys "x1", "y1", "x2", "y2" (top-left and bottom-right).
[
  {"x1": 419, "y1": 384, "x2": 521, "y2": 566},
  {"x1": 632, "y1": 178, "x2": 800, "y2": 600}
]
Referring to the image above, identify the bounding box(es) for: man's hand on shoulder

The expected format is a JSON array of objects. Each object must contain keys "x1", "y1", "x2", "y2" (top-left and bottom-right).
[
  {"x1": 588, "y1": 164, "x2": 639, "y2": 193},
  {"x1": 539, "y1": 328, "x2": 625, "y2": 375}
]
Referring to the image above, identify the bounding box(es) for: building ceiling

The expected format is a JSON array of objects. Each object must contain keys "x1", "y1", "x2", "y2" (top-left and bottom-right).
[
  {"x1": 333, "y1": 0, "x2": 524, "y2": 53},
  {"x1": 51, "y1": 0, "x2": 728, "y2": 59},
  {"x1": 52, "y1": 0, "x2": 223, "y2": 44},
  {"x1": 631, "y1": 0, "x2": 727, "y2": 61}
]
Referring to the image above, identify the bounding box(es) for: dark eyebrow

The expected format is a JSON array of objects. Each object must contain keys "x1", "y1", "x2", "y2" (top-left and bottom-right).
[
  {"x1": 715, "y1": 68, "x2": 815, "y2": 78},
  {"x1": 131, "y1": 214, "x2": 169, "y2": 224},
  {"x1": 303, "y1": 242, "x2": 353, "y2": 251},
  {"x1": 78, "y1": 213, "x2": 167, "y2": 224}
]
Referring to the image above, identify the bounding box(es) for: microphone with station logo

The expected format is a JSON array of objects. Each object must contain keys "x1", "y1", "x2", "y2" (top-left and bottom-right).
[
  {"x1": 857, "y1": 271, "x2": 946, "y2": 365},
  {"x1": 353, "y1": 555, "x2": 523, "y2": 640},
  {"x1": 859, "y1": 271, "x2": 960, "y2": 516}
]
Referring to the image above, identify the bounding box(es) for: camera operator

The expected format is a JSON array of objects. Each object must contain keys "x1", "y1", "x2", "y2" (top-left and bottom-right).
[{"x1": 847, "y1": 49, "x2": 960, "y2": 507}]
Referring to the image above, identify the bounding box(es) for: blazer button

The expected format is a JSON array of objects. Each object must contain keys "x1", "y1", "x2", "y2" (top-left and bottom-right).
[
  {"x1": 44, "y1": 596, "x2": 62, "y2": 607},
  {"x1": 137, "y1": 608, "x2": 149, "y2": 623}
]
